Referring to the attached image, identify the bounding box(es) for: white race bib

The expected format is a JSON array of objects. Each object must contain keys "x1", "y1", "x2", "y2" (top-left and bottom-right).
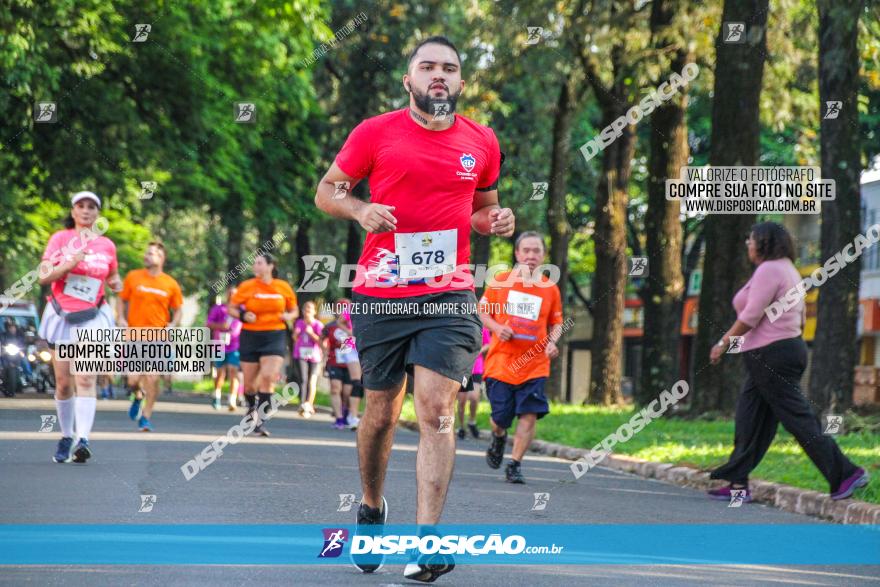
[
  {"x1": 506, "y1": 290, "x2": 542, "y2": 322},
  {"x1": 335, "y1": 349, "x2": 347, "y2": 363},
  {"x1": 63, "y1": 274, "x2": 101, "y2": 303},
  {"x1": 395, "y1": 229, "x2": 456, "y2": 280},
  {"x1": 299, "y1": 346, "x2": 316, "y2": 360}
]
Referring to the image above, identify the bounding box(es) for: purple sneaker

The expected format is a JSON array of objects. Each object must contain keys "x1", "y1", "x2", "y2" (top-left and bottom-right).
[
  {"x1": 333, "y1": 417, "x2": 346, "y2": 430},
  {"x1": 707, "y1": 484, "x2": 751, "y2": 503},
  {"x1": 831, "y1": 468, "x2": 869, "y2": 501}
]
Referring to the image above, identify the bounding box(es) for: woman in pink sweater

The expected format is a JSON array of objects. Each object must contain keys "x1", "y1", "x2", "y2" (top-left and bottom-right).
[{"x1": 708, "y1": 222, "x2": 868, "y2": 502}]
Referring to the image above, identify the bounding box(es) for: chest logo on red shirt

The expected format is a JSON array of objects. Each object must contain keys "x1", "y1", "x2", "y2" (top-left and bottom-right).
[{"x1": 457, "y1": 153, "x2": 478, "y2": 181}]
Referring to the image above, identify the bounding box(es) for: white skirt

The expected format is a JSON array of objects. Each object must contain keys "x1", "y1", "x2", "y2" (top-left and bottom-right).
[{"x1": 38, "y1": 302, "x2": 115, "y2": 346}]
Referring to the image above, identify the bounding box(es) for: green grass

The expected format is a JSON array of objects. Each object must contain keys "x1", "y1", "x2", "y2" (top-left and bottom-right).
[{"x1": 175, "y1": 380, "x2": 880, "y2": 504}]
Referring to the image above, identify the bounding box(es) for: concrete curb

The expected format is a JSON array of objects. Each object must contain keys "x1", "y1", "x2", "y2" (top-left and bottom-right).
[{"x1": 396, "y1": 417, "x2": 879, "y2": 525}]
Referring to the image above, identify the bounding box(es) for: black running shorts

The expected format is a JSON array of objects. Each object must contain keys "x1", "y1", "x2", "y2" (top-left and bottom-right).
[
  {"x1": 239, "y1": 329, "x2": 287, "y2": 362},
  {"x1": 351, "y1": 290, "x2": 482, "y2": 390},
  {"x1": 325, "y1": 365, "x2": 352, "y2": 384}
]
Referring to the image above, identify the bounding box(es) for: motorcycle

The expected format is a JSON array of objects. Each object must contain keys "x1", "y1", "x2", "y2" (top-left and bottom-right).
[
  {"x1": 1, "y1": 340, "x2": 25, "y2": 397},
  {"x1": 27, "y1": 345, "x2": 55, "y2": 394}
]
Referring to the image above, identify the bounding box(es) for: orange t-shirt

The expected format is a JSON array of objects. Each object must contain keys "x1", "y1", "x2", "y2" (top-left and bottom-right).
[
  {"x1": 120, "y1": 269, "x2": 183, "y2": 328},
  {"x1": 480, "y1": 270, "x2": 563, "y2": 385},
  {"x1": 231, "y1": 278, "x2": 297, "y2": 331}
]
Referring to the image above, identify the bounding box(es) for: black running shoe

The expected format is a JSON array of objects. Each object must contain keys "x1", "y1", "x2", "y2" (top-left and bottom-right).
[
  {"x1": 457, "y1": 428, "x2": 466, "y2": 440},
  {"x1": 71, "y1": 438, "x2": 92, "y2": 464},
  {"x1": 403, "y1": 553, "x2": 455, "y2": 583},
  {"x1": 468, "y1": 423, "x2": 480, "y2": 439},
  {"x1": 253, "y1": 423, "x2": 271, "y2": 437},
  {"x1": 505, "y1": 460, "x2": 524, "y2": 484},
  {"x1": 351, "y1": 496, "x2": 387, "y2": 573},
  {"x1": 486, "y1": 432, "x2": 507, "y2": 469}
]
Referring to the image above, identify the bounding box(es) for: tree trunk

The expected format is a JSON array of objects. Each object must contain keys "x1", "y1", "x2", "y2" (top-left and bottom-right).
[
  {"x1": 590, "y1": 109, "x2": 635, "y2": 405},
  {"x1": 295, "y1": 219, "x2": 311, "y2": 294},
  {"x1": 546, "y1": 75, "x2": 577, "y2": 401},
  {"x1": 808, "y1": 0, "x2": 864, "y2": 412},
  {"x1": 637, "y1": 0, "x2": 689, "y2": 406},
  {"x1": 693, "y1": 0, "x2": 769, "y2": 414},
  {"x1": 222, "y1": 193, "x2": 244, "y2": 275}
]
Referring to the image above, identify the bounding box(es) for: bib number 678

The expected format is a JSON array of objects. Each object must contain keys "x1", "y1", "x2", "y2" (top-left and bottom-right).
[{"x1": 411, "y1": 250, "x2": 445, "y2": 265}]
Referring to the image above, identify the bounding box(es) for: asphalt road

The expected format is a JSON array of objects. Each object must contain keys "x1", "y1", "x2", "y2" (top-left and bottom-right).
[{"x1": 1, "y1": 393, "x2": 878, "y2": 586}]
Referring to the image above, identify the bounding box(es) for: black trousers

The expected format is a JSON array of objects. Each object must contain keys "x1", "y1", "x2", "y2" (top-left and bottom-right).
[{"x1": 710, "y1": 337, "x2": 858, "y2": 493}]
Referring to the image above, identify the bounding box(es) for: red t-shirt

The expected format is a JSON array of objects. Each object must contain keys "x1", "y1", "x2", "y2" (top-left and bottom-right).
[
  {"x1": 323, "y1": 322, "x2": 349, "y2": 368},
  {"x1": 335, "y1": 109, "x2": 502, "y2": 298}
]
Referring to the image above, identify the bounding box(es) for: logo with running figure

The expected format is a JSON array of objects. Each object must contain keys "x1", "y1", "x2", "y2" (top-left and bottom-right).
[
  {"x1": 39, "y1": 415, "x2": 57, "y2": 432},
  {"x1": 337, "y1": 494, "x2": 357, "y2": 512},
  {"x1": 460, "y1": 153, "x2": 476, "y2": 173},
  {"x1": 728, "y1": 489, "x2": 747, "y2": 508},
  {"x1": 132, "y1": 24, "x2": 151, "y2": 42},
  {"x1": 139, "y1": 494, "x2": 157, "y2": 513},
  {"x1": 34, "y1": 101, "x2": 57, "y2": 123},
  {"x1": 823, "y1": 414, "x2": 843, "y2": 435},
  {"x1": 726, "y1": 336, "x2": 745, "y2": 354},
  {"x1": 723, "y1": 22, "x2": 745, "y2": 44},
  {"x1": 531, "y1": 492, "x2": 550, "y2": 511},
  {"x1": 298, "y1": 255, "x2": 337, "y2": 292},
  {"x1": 437, "y1": 416, "x2": 454, "y2": 433},
  {"x1": 318, "y1": 528, "x2": 348, "y2": 558},
  {"x1": 823, "y1": 101, "x2": 842, "y2": 120}
]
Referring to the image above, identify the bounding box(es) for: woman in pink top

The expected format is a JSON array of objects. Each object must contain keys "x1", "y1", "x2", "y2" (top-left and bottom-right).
[
  {"x1": 457, "y1": 327, "x2": 491, "y2": 439},
  {"x1": 293, "y1": 300, "x2": 323, "y2": 417},
  {"x1": 37, "y1": 191, "x2": 122, "y2": 465},
  {"x1": 708, "y1": 222, "x2": 867, "y2": 502}
]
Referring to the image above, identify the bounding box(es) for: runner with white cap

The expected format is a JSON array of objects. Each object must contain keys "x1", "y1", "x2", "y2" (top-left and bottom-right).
[{"x1": 38, "y1": 191, "x2": 122, "y2": 464}]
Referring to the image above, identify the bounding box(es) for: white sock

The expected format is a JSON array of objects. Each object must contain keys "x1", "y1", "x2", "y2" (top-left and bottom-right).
[
  {"x1": 56, "y1": 398, "x2": 75, "y2": 437},
  {"x1": 75, "y1": 397, "x2": 97, "y2": 440},
  {"x1": 213, "y1": 389, "x2": 221, "y2": 400}
]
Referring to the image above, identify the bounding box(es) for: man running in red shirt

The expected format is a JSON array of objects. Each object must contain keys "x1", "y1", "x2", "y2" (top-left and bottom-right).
[{"x1": 315, "y1": 36, "x2": 514, "y2": 582}]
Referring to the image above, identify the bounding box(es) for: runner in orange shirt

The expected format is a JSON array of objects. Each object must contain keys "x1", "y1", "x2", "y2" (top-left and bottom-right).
[
  {"x1": 229, "y1": 252, "x2": 298, "y2": 437},
  {"x1": 479, "y1": 231, "x2": 563, "y2": 483},
  {"x1": 117, "y1": 242, "x2": 183, "y2": 432}
]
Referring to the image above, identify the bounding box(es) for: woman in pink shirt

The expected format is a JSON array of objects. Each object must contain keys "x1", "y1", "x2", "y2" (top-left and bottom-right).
[
  {"x1": 293, "y1": 300, "x2": 323, "y2": 417},
  {"x1": 37, "y1": 191, "x2": 122, "y2": 465},
  {"x1": 708, "y1": 222, "x2": 867, "y2": 502}
]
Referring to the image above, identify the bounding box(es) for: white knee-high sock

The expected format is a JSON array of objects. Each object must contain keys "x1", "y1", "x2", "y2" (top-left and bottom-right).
[
  {"x1": 56, "y1": 398, "x2": 75, "y2": 437},
  {"x1": 75, "y1": 397, "x2": 97, "y2": 440}
]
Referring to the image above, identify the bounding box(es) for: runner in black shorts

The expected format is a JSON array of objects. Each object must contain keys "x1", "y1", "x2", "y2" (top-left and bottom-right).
[
  {"x1": 323, "y1": 307, "x2": 356, "y2": 430},
  {"x1": 229, "y1": 253, "x2": 298, "y2": 437},
  {"x1": 315, "y1": 35, "x2": 514, "y2": 582}
]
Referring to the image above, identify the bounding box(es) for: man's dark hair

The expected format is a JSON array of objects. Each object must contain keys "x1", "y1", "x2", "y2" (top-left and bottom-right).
[
  {"x1": 407, "y1": 36, "x2": 462, "y2": 69},
  {"x1": 750, "y1": 221, "x2": 796, "y2": 262}
]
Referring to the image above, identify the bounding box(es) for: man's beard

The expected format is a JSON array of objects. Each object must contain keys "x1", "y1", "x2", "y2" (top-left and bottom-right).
[{"x1": 412, "y1": 85, "x2": 460, "y2": 118}]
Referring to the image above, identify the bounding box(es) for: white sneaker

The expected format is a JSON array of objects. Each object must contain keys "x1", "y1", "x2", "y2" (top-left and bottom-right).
[{"x1": 347, "y1": 415, "x2": 360, "y2": 430}]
